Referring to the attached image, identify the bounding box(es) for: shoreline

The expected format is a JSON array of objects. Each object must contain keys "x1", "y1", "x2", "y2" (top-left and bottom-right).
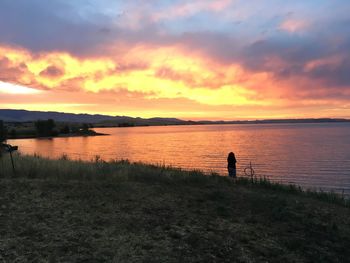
[
  {"x1": 3, "y1": 151, "x2": 349, "y2": 197},
  {"x1": 4, "y1": 121, "x2": 350, "y2": 140},
  {"x1": 6, "y1": 154, "x2": 350, "y2": 202},
  {"x1": 6, "y1": 132, "x2": 109, "y2": 140},
  {"x1": 94, "y1": 119, "x2": 350, "y2": 129}
]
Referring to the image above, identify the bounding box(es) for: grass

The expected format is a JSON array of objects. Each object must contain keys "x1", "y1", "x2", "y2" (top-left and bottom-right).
[{"x1": 0, "y1": 154, "x2": 349, "y2": 262}]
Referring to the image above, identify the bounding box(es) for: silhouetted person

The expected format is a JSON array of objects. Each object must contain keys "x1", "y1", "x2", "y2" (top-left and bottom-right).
[{"x1": 227, "y1": 152, "x2": 237, "y2": 178}]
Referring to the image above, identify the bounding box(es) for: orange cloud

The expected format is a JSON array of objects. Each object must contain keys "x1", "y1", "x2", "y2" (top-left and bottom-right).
[
  {"x1": 0, "y1": 44, "x2": 267, "y2": 106},
  {"x1": 1, "y1": 43, "x2": 349, "y2": 120}
]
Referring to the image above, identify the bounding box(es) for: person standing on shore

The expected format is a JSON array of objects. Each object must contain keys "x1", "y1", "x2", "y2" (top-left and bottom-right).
[{"x1": 227, "y1": 152, "x2": 237, "y2": 178}]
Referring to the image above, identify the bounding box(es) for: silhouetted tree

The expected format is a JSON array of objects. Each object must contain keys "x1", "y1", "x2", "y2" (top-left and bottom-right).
[
  {"x1": 35, "y1": 119, "x2": 56, "y2": 137},
  {"x1": 71, "y1": 126, "x2": 79, "y2": 133},
  {"x1": 9, "y1": 129, "x2": 17, "y2": 138},
  {"x1": 0, "y1": 120, "x2": 7, "y2": 143},
  {"x1": 60, "y1": 125, "x2": 70, "y2": 134}
]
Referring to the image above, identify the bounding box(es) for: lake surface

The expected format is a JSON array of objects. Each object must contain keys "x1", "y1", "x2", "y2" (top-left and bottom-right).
[{"x1": 9, "y1": 123, "x2": 350, "y2": 194}]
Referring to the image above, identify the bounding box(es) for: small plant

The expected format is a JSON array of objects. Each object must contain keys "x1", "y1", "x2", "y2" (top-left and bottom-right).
[
  {"x1": 60, "y1": 153, "x2": 69, "y2": 161},
  {"x1": 94, "y1": 155, "x2": 101, "y2": 163}
]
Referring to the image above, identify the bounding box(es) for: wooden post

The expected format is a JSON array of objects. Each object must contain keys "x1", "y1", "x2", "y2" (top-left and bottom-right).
[
  {"x1": 9, "y1": 150, "x2": 15, "y2": 174},
  {"x1": 0, "y1": 120, "x2": 17, "y2": 174},
  {"x1": 1, "y1": 144, "x2": 18, "y2": 174}
]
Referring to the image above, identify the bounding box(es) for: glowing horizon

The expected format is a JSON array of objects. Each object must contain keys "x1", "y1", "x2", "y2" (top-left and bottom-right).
[{"x1": 1, "y1": 1, "x2": 350, "y2": 120}]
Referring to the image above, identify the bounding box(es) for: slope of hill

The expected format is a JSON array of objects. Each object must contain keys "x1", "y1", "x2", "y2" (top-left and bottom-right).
[{"x1": 0, "y1": 109, "x2": 188, "y2": 126}]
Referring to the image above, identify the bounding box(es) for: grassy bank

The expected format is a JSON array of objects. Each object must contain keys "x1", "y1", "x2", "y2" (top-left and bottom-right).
[{"x1": 0, "y1": 154, "x2": 349, "y2": 262}]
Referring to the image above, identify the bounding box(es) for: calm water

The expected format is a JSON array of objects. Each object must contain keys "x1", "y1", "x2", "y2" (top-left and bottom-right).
[{"x1": 9, "y1": 123, "x2": 350, "y2": 194}]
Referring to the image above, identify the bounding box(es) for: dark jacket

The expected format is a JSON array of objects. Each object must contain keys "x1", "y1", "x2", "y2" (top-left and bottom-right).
[{"x1": 227, "y1": 153, "x2": 236, "y2": 169}]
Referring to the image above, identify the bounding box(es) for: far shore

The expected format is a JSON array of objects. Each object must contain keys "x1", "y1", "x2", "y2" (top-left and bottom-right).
[
  {"x1": 3, "y1": 118, "x2": 350, "y2": 141},
  {"x1": 93, "y1": 119, "x2": 350, "y2": 129}
]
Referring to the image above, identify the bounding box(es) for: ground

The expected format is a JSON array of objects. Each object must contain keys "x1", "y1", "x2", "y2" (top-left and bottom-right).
[{"x1": 0, "y1": 156, "x2": 349, "y2": 262}]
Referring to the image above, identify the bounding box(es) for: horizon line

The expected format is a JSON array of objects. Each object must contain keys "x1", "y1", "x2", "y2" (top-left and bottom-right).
[{"x1": 1, "y1": 108, "x2": 350, "y2": 122}]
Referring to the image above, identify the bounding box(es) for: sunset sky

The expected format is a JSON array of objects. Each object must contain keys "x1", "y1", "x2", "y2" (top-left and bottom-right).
[{"x1": 0, "y1": 0, "x2": 350, "y2": 120}]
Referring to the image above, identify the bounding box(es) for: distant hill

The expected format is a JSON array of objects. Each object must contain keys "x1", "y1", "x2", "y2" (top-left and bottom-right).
[
  {"x1": 0, "y1": 109, "x2": 189, "y2": 126},
  {"x1": 0, "y1": 109, "x2": 349, "y2": 126}
]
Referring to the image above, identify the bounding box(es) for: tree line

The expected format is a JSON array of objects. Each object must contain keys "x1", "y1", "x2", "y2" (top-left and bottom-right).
[{"x1": 1, "y1": 119, "x2": 95, "y2": 139}]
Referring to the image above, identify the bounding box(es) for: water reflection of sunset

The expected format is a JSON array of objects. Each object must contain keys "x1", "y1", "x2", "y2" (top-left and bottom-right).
[{"x1": 9, "y1": 124, "x2": 350, "y2": 194}]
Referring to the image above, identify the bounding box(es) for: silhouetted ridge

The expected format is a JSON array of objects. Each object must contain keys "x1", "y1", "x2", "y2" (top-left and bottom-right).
[{"x1": 1, "y1": 109, "x2": 349, "y2": 126}]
